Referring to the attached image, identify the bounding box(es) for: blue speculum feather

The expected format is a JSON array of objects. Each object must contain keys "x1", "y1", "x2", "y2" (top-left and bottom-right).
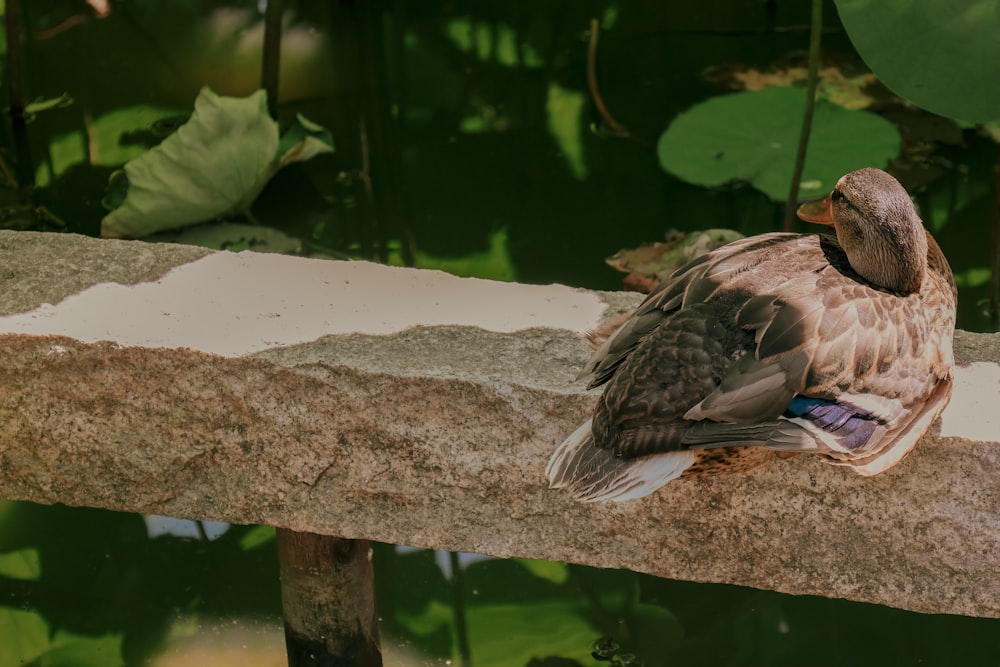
[{"x1": 785, "y1": 396, "x2": 880, "y2": 450}]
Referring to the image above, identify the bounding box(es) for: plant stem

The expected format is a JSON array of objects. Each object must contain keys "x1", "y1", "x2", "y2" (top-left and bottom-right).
[
  {"x1": 587, "y1": 18, "x2": 629, "y2": 138},
  {"x1": 195, "y1": 520, "x2": 210, "y2": 541},
  {"x1": 782, "y1": 0, "x2": 823, "y2": 231},
  {"x1": 5, "y1": 0, "x2": 33, "y2": 187},
  {"x1": 262, "y1": 0, "x2": 283, "y2": 118},
  {"x1": 449, "y1": 551, "x2": 472, "y2": 667},
  {"x1": 991, "y1": 143, "x2": 1000, "y2": 330}
]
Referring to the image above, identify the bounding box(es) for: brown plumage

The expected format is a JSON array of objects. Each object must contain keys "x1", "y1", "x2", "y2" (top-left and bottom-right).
[{"x1": 547, "y1": 168, "x2": 956, "y2": 502}]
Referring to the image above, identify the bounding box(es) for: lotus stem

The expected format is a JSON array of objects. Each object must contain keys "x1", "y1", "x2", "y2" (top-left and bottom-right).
[
  {"x1": 262, "y1": 0, "x2": 283, "y2": 118},
  {"x1": 783, "y1": 0, "x2": 823, "y2": 231},
  {"x1": 5, "y1": 0, "x2": 32, "y2": 187},
  {"x1": 991, "y1": 144, "x2": 1000, "y2": 330},
  {"x1": 587, "y1": 18, "x2": 629, "y2": 138}
]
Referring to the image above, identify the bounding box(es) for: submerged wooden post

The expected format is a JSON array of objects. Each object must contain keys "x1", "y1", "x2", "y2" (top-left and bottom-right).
[{"x1": 276, "y1": 529, "x2": 382, "y2": 666}]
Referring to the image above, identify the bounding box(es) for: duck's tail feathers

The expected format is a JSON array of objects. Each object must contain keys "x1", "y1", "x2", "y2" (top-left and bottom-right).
[{"x1": 546, "y1": 419, "x2": 696, "y2": 502}]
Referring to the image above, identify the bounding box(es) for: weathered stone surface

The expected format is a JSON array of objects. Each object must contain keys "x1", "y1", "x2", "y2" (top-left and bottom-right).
[
  {"x1": 0, "y1": 230, "x2": 212, "y2": 315},
  {"x1": 0, "y1": 231, "x2": 998, "y2": 619}
]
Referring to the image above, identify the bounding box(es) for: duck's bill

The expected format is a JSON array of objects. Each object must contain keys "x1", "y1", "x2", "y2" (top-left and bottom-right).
[{"x1": 796, "y1": 196, "x2": 833, "y2": 225}]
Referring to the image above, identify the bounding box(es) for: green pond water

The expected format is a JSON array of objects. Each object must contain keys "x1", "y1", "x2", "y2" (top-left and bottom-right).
[
  {"x1": 2, "y1": 503, "x2": 999, "y2": 666},
  {"x1": 2, "y1": 1, "x2": 999, "y2": 665}
]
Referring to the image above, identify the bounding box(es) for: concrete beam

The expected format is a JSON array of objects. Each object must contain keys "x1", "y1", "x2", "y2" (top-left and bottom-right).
[{"x1": 0, "y1": 230, "x2": 998, "y2": 618}]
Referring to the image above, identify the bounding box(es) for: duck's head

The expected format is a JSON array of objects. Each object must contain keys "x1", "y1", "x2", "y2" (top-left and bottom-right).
[{"x1": 797, "y1": 168, "x2": 927, "y2": 294}]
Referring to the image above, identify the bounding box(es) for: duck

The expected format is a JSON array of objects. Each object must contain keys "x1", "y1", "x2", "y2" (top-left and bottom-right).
[{"x1": 546, "y1": 168, "x2": 956, "y2": 502}]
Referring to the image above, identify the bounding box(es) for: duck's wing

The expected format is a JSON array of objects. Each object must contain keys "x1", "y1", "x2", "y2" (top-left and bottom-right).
[
  {"x1": 587, "y1": 234, "x2": 827, "y2": 460},
  {"x1": 579, "y1": 233, "x2": 801, "y2": 389}
]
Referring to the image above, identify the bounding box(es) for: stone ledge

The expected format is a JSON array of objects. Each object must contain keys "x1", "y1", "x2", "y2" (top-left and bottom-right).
[{"x1": 0, "y1": 230, "x2": 998, "y2": 618}]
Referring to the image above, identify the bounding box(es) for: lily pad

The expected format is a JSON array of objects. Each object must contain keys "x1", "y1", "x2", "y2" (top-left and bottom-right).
[
  {"x1": 835, "y1": 0, "x2": 1000, "y2": 122},
  {"x1": 102, "y1": 88, "x2": 333, "y2": 239},
  {"x1": 465, "y1": 602, "x2": 598, "y2": 666},
  {"x1": 0, "y1": 547, "x2": 41, "y2": 580},
  {"x1": 513, "y1": 558, "x2": 570, "y2": 585},
  {"x1": 0, "y1": 608, "x2": 124, "y2": 667},
  {"x1": 657, "y1": 87, "x2": 900, "y2": 201}
]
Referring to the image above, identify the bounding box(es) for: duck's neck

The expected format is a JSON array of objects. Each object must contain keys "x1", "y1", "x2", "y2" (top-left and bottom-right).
[{"x1": 844, "y1": 228, "x2": 928, "y2": 294}]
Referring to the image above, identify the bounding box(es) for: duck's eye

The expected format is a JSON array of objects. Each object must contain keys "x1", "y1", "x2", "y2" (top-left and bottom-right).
[{"x1": 830, "y1": 189, "x2": 846, "y2": 203}]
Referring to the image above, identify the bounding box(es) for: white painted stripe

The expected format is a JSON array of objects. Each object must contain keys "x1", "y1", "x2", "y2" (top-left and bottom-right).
[
  {"x1": 0, "y1": 251, "x2": 607, "y2": 357},
  {"x1": 940, "y1": 362, "x2": 1000, "y2": 443}
]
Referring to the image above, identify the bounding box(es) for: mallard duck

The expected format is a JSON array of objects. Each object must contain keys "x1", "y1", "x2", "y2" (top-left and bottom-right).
[{"x1": 547, "y1": 168, "x2": 956, "y2": 502}]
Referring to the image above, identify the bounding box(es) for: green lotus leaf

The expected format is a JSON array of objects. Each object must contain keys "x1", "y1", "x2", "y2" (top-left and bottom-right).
[
  {"x1": 102, "y1": 88, "x2": 277, "y2": 238},
  {"x1": 0, "y1": 547, "x2": 40, "y2": 580},
  {"x1": 513, "y1": 558, "x2": 570, "y2": 585},
  {"x1": 657, "y1": 87, "x2": 900, "y2": 201},
  {"x1": 37, "y1": 631, "x2": 124, "y2": 667},
  {"x1": 277, "y1": 113, "x2": 335, "y2": 169},
  {"x1": 0, "y1": 608, "x2": 48, "y2": 666},
  {"x1": 102, "y1": 88, "x2": 333, "y2": 239},
  {"x1": 835, "y1": 0, "x2": 1000, "y2": 123},
  {"x1": 465, "y1": 602, "x2": 598, "y2": 666},
  {"x1": 378, "y1": 228, "x2": 518, "y2": 281},
  {"x1": 0, "y1": 608, "x2": 124, "y2": 667}
]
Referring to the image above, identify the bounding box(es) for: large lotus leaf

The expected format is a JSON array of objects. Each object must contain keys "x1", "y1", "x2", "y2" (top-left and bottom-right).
[
  {"x1": 657, "y1": 87, "x2": 900, "y2": 201},
  {"x1": 102, "y1": 88, "x2": 333, "y2": 239},
  {"x1": 835, "y1": 0, "x2": 1000, "y2": 123},
  {"x1": 102, "y1": 88, "x2": 277, "y2": 238}
]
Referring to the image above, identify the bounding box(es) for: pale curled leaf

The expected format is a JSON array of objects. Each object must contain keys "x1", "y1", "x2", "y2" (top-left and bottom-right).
[{"x1": 102, "y1": 88, "x2": 279, "y2": 238}]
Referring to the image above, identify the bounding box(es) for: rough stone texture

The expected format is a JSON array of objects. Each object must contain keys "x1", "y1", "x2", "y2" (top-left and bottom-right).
[
  {"x1": 0, "y1": 231, "x2": 999, "y2": 619},
  {"x1": 0, "y1": 230, "x2": 211, "y2": 315}
]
